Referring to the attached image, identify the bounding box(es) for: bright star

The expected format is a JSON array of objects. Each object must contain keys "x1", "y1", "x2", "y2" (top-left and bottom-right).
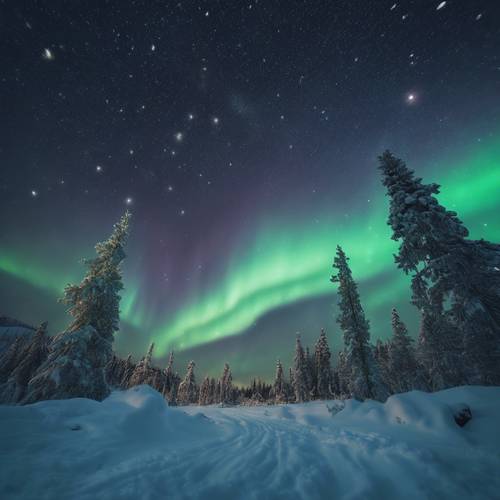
[
  {"x1": 31, "y1": 190, "x2": 38, "y2": 197},
  {"x1": 212, "y1": 117, "x2": 219, "y2": 125},
  {"x1": 175, "y1": 132, "x2": 183, "y2": 142},
  {"x1": 42, "y1": 48, "x2": 54, "y2": 60},
  {"x1": 96, "y1": 165, "x2": 102, "y2": 172},
  {"x1": 125, "y1": 197, "x2": 133, "y2": 205}
]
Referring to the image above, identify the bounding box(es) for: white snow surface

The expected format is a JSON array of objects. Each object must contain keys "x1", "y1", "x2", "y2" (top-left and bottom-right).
[{"x1": 1, "y1": 385, "x2": 499, "y2": 500}]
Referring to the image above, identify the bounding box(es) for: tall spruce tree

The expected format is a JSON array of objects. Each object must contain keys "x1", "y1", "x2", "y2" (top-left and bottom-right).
[
  {"x1": 314, "y1": 328, "x2": 332, "y2": 399},
  {"x1": 331, "y1": 245, "x2": 388, "y2": 401},
  {"x1": 273, "y1": 359, "x2": 287, "y2": 403},
  {"x1": 24, "y1": 212, "x2": 131, "y2": 403},
  {"x1": 219, "y1": 363, "x2": 233, "y2": 404},
  {"x1": 198, "y1": 376, "x2": 210, "y2": 405},
  {"x1": 177, "y1": 360, "x2": 198, "y2": 405},
  {"x1": 292, "y1": 335, "x2": 309, "y2": 402},
  {"x1": 388, "y1": 309, "x2": 420, "y2": 393},
  {"x1": 128, "y1": 342, "x2": 155, "y2": 387},
  {"x1": 0, "y1": 322, "x2": 49, "y2": 403},
  {"x1": 379, "y1": 151, "x2": 500, "y2": 385}
]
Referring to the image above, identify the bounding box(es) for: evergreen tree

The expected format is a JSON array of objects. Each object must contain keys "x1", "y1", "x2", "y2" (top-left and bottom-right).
[
  {"x1": 314, "y1": 328, "x2": 332, "y2": 399},
  {"x1": 388, "y1": 309, "x2": 420, "y2": 393},
  {"x1": 373, "y1": 339, "x2": 392, "y2": 392},
  {"x1": 177, "y1": 360, "x2": 198, "y2": 405},
  {"x1": 61, "y1": 211, "x2": 132, "y2": 339},
  {"x1": 336, "y1": 350, "x2": 349, "y2": 397},
  {"x1": 273, "y1": 359, "x2": 287, "y2": 403},
  {"x1": 24, "y1": 212, "x2": 131, "y2": 403},
  {"x1": 331, "y1": 246, "x2": 388, "y2": 401},
  {"x1": 128, "y1": 342, "x2": 155, "y2": 387},
  {"x1": 208, "y1": 377, "x2": 217, "y2": 404},
  {"x1": 292, "y1": 334, "x2": 309, "y2": 402},
  {"x1": 219, "y1": 363, "x2": 233, "y2": 404},
  {"x1": 417, "y1": 310, "x2": 462, "y2": 391},
  {"x1": 379, "y1": 151, "x2": 500, "y2": 385},
  {"x1": 305, "y1": 346, "x2": 315, "y2": 395},
  {"x1": 0, "y1": 336, "x2": 27, "y2": 385},
  {"x1": 0, "y1": 322, "x2": 49, "y2": 403},
  {"x1": 121, "y1": 354, "x2": 135, "y2": 388},
  {"x1": 198, "y1": 376, "x2": 210, "y2": 405}
]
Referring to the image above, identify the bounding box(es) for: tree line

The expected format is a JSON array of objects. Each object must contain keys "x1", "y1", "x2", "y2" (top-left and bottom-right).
[{"x1": 0, "y1": 151, "x2": 498, "y2": 406}]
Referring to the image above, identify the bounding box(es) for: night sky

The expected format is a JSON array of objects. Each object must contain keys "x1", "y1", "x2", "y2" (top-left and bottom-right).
[{"x1": 1, "y1": 1, "x2": 500, "y2": 383}]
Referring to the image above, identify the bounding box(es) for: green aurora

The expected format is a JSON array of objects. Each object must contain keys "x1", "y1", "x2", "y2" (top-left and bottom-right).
[{"x1": 1, "y1": 139, "x2": 499, "y2": 357}]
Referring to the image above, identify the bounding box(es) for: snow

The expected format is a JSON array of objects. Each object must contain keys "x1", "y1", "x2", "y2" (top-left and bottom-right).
[{"x1": 1, "y1": 385, "x2": 499, "y2": 499}]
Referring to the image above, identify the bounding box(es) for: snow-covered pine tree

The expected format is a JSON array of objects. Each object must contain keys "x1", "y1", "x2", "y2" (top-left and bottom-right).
[
  {"x1": 292, "y1": 334, "x2": 309, "y2": 402},
  {"x1": 198, "y1": 376, "x2": 210, "y2": 405},
  {"x1": 24, "y1": 212, "x2": 131, "y2": 404},
  {"x1": 305, "y1": 346, "x2": 315, "y2": 396},
  {"x1": 177, "y1": 360, "x2": 198, "y2": 405},
  {"x1": 208, "y1": 377, "x2": 217, "y2": 404},
  {"x1": 378, "y1": 151, "x2": 500, "y2": 385},
  {"x1": 0, "y1": 335, "x2": 27, "y2": 386},
  {"x1": 0, "y1": 322, "x2": 49, "y2": 403},
  {"x1": 388, "y1": 308, "x2": 420, "y2": 393},
  {"x1": 219, "y1": 363, "x2": 233, "y2": 405},
  {"x1": 373, "y1": 339, "x2": 392, "y2": 392},
  {"x1": 336, "y1": 350, "x2": 349, "y2": 398},
  {"x1": 121, "y1": 354, "x2": 135, "y2": 388},
  {"x1": 417, "y1": 310, "x2": 462, "y2": 391},
  {"x1": 331, "y1": 245, "x2": 388, "y2": 401},
  {"x1": 273, "y1": 359, "x2": 287, "y2": 403},
  {"x1": 314, "y1": 328, "x2": 332, "y2": 399},
  {"x1": 128, "y1": 342, "x2": 155, "y2": 387}
]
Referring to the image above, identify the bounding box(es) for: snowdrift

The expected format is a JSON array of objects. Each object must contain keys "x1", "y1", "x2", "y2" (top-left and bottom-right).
[{"x1": 1, "y1": 385, "x2": 499, "y2": 499}]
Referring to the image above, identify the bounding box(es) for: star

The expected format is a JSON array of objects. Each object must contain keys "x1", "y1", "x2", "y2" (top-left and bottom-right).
[
  {"x1": 125, "y1": 197, "x2": 133, "y2": 205},
  {"x1": 212, "y1": 117, "x2": 219, "y2": 125},
  {"x1": 31, "y1": 189, "x2": 38, "y2": 197},
  {"x1": 405, "y1": 92, "x2": 417, "y2": 104},
  {"x1": 167, "y1": 185, "x2": 173, "y2": 192},
  {"x1": 180, "y1": 209, "x2": 185, "y2": 215},
  {"x1": 151, "y1": 44, "x2": 156, "y2": 51},
  {"x1": 175, "y1": 132, "x2": 184, "y2": 142},
  {"x1": 96, "y1": 165, "x2": 102, "y2": 172},
  {"x1": 188, "y1": 113, "x2": 194, "y2": 120},
  {"x1": 42, "y1": 48, "x2": 54, "y2": 61},
  {"x1": 436, "y1": 1, "x2": 446, "y2": 11}
]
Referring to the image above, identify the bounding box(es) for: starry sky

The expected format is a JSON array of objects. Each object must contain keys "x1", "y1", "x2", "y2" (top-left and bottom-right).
[{"x1": 1, "y1": 1, "x2": 500, "y2": 383}]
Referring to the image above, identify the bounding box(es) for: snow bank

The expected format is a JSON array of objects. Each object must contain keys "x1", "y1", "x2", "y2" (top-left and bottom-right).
[{"x1": 1, "y1": 385, "x2": 499, "y2": 499}]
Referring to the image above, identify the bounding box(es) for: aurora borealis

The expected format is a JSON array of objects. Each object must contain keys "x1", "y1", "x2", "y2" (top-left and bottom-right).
[{"x1": 1, "y1": 1, "x2": 499, "y2": 382}]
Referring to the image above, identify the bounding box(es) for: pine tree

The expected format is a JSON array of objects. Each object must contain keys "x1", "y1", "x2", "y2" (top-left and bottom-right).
[
  {"x1": 303, "y1": 346, "x2": 313, "y2": 395},
  {"x1": 198, "y1": 376, "x2": 210, "y2": 405},
  {"x1": 208, "y1": 377, "x2": 217, "y2": 404},
  {"x1": 273, "y1": 359, "x2": 287, "y2": 403},
  {"x1": 219, "y1": 363, "x2": 233, "y2": 404},
  {"x1": 379, "y1": 151, "x2": 500, "y2": 385},
  {"x1": 61, "y1": 211, "x2": 132, "y2": 339},
  {"x1": 0, "y1": 336, "x2": 27, "y2": 385},
  {"x1": 121, "y1": 354, "x2": 135, "y2": 388},
  {"x1": 128, "y1": 342, "x2": 155, "y2": 387},
  {"x1": 0, "y1": 322, "x2": 49, "y2": 403},
  {"x1": 314, "y1": 328, "x2": 332, "y2": 399},
  {"x1": 177, "y1": 360, "x2": 198, "y2": 405},
  {"x1": 388, "y1": 309, "x2": 420, "y2": 393},
  {"x1": 417, "y1": 310, "x2": 462, "y2": 391},
  {"x1": 292, "y1": 334, "x2": 309, "y2": 402},
  {"x1": 373, "y1": 339, "x2": 391, "y2": 392},
  {"x1": 24, "y1": 212, "x2": 131, "y2": 403},
  {"x1": 331, "y1": 246, "x2": 388, "y2": 401}
]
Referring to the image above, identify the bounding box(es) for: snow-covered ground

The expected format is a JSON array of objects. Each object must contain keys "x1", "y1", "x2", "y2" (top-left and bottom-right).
[{"x1": 1, "y1": 386, "x2": 499, "y2": 500}]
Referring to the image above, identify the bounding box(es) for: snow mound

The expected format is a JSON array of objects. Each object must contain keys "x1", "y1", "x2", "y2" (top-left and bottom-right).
[{"x1": 1, "y1": 386, "x2": 499, "y2": 499}]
